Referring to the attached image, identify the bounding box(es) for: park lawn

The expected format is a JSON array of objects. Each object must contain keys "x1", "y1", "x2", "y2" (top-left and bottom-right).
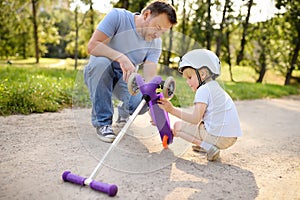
[
  {"x1": 0, "y1": 66, "x2": 78, "y2": 115},
  {"x1": 0, "y1": 58, "x2": 299, "y2": 115},
  {"x1": 0, "y1": 57, "x2": 88, "y2": 69},
  {"x1": 170, "y1": 75, "x2": 299, "y2": 107}
]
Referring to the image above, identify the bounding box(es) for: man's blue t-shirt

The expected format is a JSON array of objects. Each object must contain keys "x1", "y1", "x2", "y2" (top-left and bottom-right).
[{"x1": 97, "y1": 8, "x2": 162, "y2": 66}]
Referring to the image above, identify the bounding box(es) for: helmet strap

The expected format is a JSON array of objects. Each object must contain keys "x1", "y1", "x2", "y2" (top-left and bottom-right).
[
  {"x1": 195, "y1": 69, "x2": 202, "y2": 89},
  {"x1": 195, "y1": 69, "x2": 213, "y2": 89}
]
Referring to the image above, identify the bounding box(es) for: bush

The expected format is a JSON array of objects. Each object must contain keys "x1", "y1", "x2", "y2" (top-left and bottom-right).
[{"x1": 0, "y1": 67, "x2": 78, "y2": 115}]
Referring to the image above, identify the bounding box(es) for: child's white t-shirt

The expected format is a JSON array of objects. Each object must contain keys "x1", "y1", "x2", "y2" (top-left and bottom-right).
[{"x1": 194, "y1": 81, "x2": 242, "y2": 137}]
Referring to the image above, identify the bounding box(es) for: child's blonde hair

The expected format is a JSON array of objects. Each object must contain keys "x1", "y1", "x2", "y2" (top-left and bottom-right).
[
  {"x1": 182, "y1": 67, "x2": 213, "y2": 79},
  {"x1": 182, "y1": 68, "x2": 195, "y2": 78}
]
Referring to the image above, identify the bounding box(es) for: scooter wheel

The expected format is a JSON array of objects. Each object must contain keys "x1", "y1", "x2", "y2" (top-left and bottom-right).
[
  {"x1": 128, "y1": 73, "x2": 139, "y2": 96},
  {"x1": 163, "y1": 76, "x2": 176, "y2": 99},
  {"x1": 162, "y1": 135, "x2": 169, "y2": 149}
]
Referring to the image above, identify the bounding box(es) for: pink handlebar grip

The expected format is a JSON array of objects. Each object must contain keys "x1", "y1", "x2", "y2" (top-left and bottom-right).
[{"x1": 90, "y1": 180, "x2": 118, "y2": 197}]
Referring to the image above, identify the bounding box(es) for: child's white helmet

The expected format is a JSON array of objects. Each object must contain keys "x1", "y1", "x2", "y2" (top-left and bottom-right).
[{"x1": 178, "y1": 49, "x2": 221, "y2": 76}]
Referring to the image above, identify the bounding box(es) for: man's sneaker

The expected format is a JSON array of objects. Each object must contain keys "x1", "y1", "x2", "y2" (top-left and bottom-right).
[
  {"x1": 113, "y1": 116, "x2": 129, "y2": 134},
  {"x1": 192, "y1": 145, "x2": 207, "y2": 153},
  {"x1": 207, "y1": 145, "x2": 220, "y2": 161},
  {"x1": 96, "y1": 125, "x2": 116, "y2": 143}
]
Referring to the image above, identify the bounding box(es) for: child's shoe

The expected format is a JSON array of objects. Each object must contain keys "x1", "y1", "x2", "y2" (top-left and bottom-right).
[
  {"x1": 192, "y1": 145, "x2": 206, "y2": 153},
  {"x1": 207, "y1": 145, "x2": 220, "y2": 161},
  {"x1": 113, "y1": 116, "x2": 129, "y2": 135}
]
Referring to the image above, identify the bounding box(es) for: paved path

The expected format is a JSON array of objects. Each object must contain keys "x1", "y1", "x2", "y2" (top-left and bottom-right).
[{"x1": 0, "y1": 96, "x2": 299, "y2": 199}]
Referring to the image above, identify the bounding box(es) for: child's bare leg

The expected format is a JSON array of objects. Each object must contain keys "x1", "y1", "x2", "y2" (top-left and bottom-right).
[
  {"x1": 173, "y1": 121, "x2": 220, "y2": 161},
  {"x1": 148, "y1": 110, "x2": 156, "y2": 125},
  {"x1": 173, "y1": 121, "x2": 202, "y2": 146},
  {"x1": 173, "y1": 121, "x2": 212, "y2": 150}
]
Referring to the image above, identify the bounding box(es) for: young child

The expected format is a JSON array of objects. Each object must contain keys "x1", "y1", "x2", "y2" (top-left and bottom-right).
[{"x1": 158, "y1": 49, "x2": 242, "y2": 161}]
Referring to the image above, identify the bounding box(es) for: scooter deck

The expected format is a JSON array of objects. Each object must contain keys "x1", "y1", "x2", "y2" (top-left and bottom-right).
[
  {"x1": 132, "y1": 74, "x2": 174, "y2": 148},
  {"x1": 149, "y1": 93, "x2": 173, "y2": 148}
]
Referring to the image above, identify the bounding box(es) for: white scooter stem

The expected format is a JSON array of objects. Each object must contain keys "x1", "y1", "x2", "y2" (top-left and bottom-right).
[{"x1": 84, "y1": 99, "x2": 147, "y2": 185}]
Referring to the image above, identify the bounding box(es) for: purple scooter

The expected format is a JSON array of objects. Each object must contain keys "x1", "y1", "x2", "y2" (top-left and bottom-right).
[
  {"x1": 128, "y1": 73, "x2": 175, "y2": 148},
  {"x1": 62, "y1": 73, "x2": 175, "y2": 197}
]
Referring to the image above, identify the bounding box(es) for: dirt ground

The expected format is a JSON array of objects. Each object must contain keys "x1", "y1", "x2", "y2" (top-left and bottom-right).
[{"x1": 0, "y1": 95, "x2": 299, "y2": 200}]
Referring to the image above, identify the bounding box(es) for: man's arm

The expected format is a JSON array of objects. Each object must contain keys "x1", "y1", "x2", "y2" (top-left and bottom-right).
[
  {"x1": 143, "y1": 61, "x2": 157, "y2": 82},
  {"x1": 87, "y1": 30, "x2": 136, "y2": 82}
]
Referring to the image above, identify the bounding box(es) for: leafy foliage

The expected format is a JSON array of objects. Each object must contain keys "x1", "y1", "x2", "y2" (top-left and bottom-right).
[
  {"x1": 0, "y1": 66, "x2": 78, "y2": 115},
  {"x1": 0, "y1": 0, "x2": 299, "y2": 84}
]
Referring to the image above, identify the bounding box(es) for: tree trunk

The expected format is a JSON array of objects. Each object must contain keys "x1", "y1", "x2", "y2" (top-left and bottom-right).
[
  {"x1": 226, "y1": 30, "x2": 234, "y2": 82},
  {"x1": 236, "y1": 0, "x2": 253, "y2": 65},
  {"x1": 181, "y1": 0, "x2": 187, "y2": 56},
  {"x1": 31, "y1": 0, "x2": 39, "y2": 63},
  {"x1": 163, "y1": 29, "x2": 173, "y2": 75},
  {"x1": 257, "y1": 51, "x2": 266, "y2": 83},
  {"x1": 89, "y1": 0, "x2": 94, "y2": 37},
  {"x1": 21, "y1": 32, "x2": 27, "y2": 59},
  {"x1": 74, "y1": 6, "x2": 79, "y2": 70},
  {"x1": 73, "y1": 3, "x2": 89, "y2": 70},
  {"x1": 216, "y1": 0, "x2": 229, "y2": 57},
  {"x1": 256, "y1": 24, "x2": 268, "y2": 83},
  {"x1": 164, "y1": 0, "x2": 175, "y2": 75},
  {"x1": 256, "y1": 64, "x2": 266, "y2": 83},
  {"x1": 206, "y1": 0, "x2": 211, "y2": 50},
  {"x1": 284, "y1": 36, "x2": 300, "y2": 85},
  {"x1": 120, "y1": 0, "x2": 129, "y2": 9}
]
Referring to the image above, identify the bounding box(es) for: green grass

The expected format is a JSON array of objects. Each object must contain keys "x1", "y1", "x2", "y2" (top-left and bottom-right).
[
  {"x1": 0, "y1": 65, "x2": 89, "y2": 115},
  {"x1": 222, "y1": 81, "x2": 299, "y2": 100},
  {"x1": 0, "y1": 58, "x2": 299, "y2": 116},
  {"x1": 160, "y1": 63, "x2": 300, "y2": 107},
  {"x1": 159, "y1": 72, "x2": 299, "y2": 107}
]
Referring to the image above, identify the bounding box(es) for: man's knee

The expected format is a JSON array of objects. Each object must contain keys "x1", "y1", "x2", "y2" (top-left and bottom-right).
[
  {"x1": 84, "y1": 56, "x2": 112, "y2": 79},
  {"x1": 138, "y1": 104, "x2": 149, "y2": 115}
]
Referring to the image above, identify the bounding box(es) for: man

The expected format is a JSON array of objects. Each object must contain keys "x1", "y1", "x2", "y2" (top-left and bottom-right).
[{"x1": 84, "y1": 1, "x2": 177, "y2": 143}]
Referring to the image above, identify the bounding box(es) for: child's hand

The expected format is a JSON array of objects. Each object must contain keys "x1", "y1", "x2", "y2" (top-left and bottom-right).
[{"x1": 157, "y1": 98, "x2": 173, "y2": 113}]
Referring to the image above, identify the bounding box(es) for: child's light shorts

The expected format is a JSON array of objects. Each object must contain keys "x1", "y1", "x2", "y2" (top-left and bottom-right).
[{"x1": 180, "y1": 121, "x2": 237, "y2": 150}]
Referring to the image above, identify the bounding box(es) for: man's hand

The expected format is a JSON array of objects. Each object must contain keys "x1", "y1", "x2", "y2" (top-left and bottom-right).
[
  {"x1": 87, "y1": 30, "x2": 136, "y2": 82},
  {"x1": 116, "y1": 54, "x2": 136, "y2": 82}
]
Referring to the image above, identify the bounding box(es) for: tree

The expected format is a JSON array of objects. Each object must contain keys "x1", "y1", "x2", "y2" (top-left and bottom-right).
[
  {"x1": 248, "y1": 22, "x2": 271, "y2": 83},
  {"x1": 225, "y1": 29, "x2": 234, "y2": 81},
  {"x1": 205, "y1": 0, "x2": 212, "y2": 50},
  {"x1": 215, "y1": 0, "x2": 230, "y2": 57},
  {"x1": 255, "y1": 37, "x2": 268, "y2": 83},
  {"x1": 236, "y1": 0, "x2": 253, "y2": 65},
  {"x1": 0, "y1": 1, "x2": 29, "y2": 59},
  {"x1": 113, "y1": 0, "x2": 148, "y2": 12},
  {"x1": 28, "y1": 0, "x2": 62, "y2": 62},
  {"x1": 191, "y1": 0, "x2": 210, "y2": 50},
  {"x1": 222, "y1": 1, "x2": 236, "y2": 82},
  {"x1": 45, "y1": 8, "x2": 73, "y2": 58},
  {"x1": 31, "y1": 0, "x2": 40, "y2": 63},
  {"x1": 275, "y1": 0, "x2": 300, "y2": 85},
  {"x1": 162, "y1": 0, "x2": 175, "y2": 74},
  {"x1": 114, "y1": 0, "x2": 129, "y2": 9},
  {"x1": 88, "y1": 0, "x2": 95, "y2": 37},
  {"x1": 180, "y1": 0, "x2": 189, "y2": 54},
  {"x1": 73, "y1": 5, "x2": 89, "y2": 69}
]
